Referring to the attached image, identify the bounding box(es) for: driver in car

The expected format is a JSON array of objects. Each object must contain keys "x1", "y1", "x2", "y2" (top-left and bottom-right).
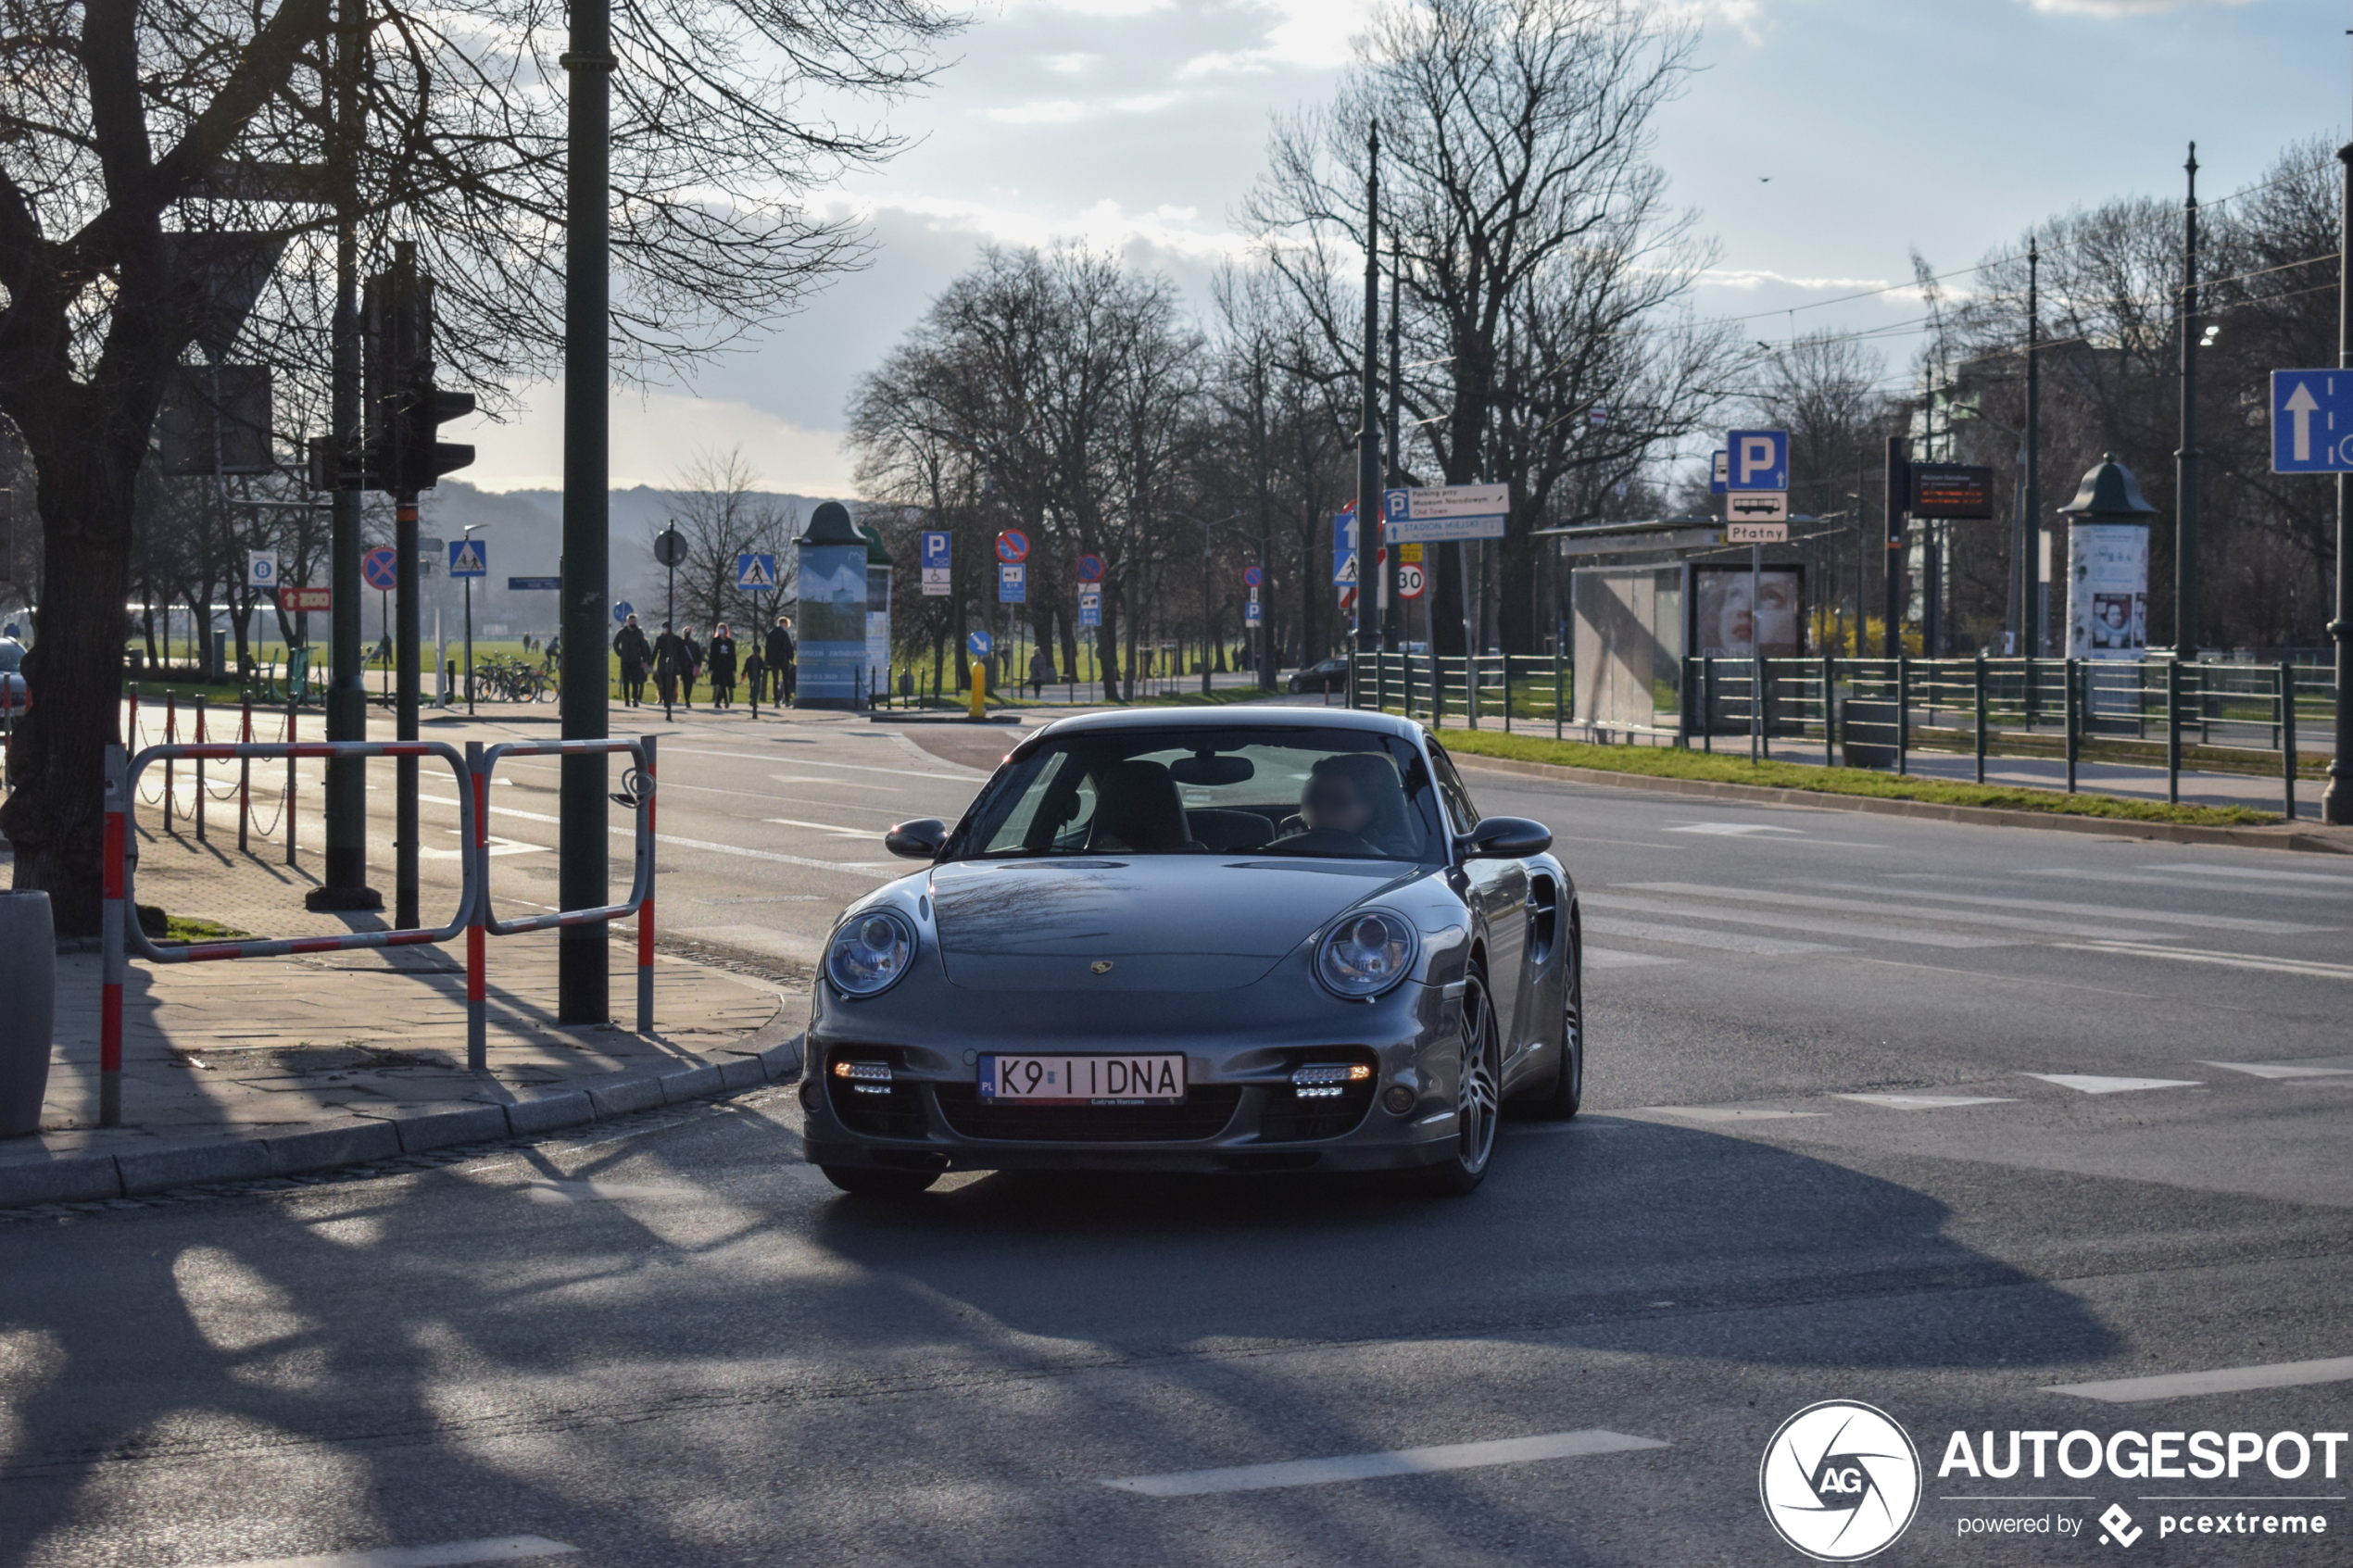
[{"x1": 1277, "y1": 754, "x2": 1418, "y2": 857}]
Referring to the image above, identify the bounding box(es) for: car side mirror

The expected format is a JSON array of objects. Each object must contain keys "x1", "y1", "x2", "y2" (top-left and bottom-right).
[
  {"x1": 885, "y1": 818, "x2": 949, "y2": 860},
  {"x1": 1462, "y1": 816, "x2": 1551, "y2": 859}
]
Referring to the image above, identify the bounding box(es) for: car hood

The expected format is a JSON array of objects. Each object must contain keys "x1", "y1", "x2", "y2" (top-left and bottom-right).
[{"x1": 927, "y1": 856, "x2": 1418, "y2": 991}]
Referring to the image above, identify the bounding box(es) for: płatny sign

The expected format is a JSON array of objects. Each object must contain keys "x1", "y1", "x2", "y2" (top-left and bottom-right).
[
  {"x1": 1909, "y1": 464, "x2": 1995, "y2": 520},
  {"x1": 1381, "y1": 483, "x2": 1508, "y2": 544},
  {"x1": 1727, "y1": 521, "x2": 1787, "y2": 545}
]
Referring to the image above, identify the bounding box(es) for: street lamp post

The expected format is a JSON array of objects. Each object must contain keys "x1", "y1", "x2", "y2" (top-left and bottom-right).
[{"x1": 460, "y1": 521, "x2": 484, "y2": 714}]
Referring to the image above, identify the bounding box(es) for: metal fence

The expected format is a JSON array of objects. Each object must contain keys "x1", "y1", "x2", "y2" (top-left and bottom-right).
[{"x1": 1343, "y1": 650, "x2": 2334, "y2": 816}]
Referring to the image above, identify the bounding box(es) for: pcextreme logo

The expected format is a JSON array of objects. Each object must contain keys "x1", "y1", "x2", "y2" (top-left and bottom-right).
[{"x1": 1760, "y1": 1400, "x2": 1924, "y2": 1562}]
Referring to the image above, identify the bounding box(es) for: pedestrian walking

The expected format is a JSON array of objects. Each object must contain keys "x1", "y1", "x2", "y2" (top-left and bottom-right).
[
  {"x1": 612, "y1": 614, "x2": 651, "y2": 708},
  {"x1": 1030, "y1": 646, "x2": 1053, "y2": 699},
  {"x1": 743, "y1": 648, "x2": 767, "y2": 716},
  {"x1": 766, "y1": 615, "x2": 796, "y2": 706},
  {"x1": 653, "y1": 621, "x2": 687, "y2": 718},
  {"x1": 709, "y1": 623, "x2": 738, "y2": 709},
  {"x1": 681, "y1": 626, "x2": 703, "y2": 709}
]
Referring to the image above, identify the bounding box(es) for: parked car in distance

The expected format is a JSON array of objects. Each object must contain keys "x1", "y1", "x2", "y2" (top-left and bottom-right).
[{"x1": 1289, "y1": 656, "x2": 1351, "y2": 694}]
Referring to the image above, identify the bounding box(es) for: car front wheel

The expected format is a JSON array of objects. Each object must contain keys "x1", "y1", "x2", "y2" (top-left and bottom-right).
[{"x1": 1415, "y1": 965, "x2": 1502, "y2": 1196}]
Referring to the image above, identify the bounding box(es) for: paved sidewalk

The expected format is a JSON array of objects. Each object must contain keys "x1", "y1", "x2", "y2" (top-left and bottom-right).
[{"x1": 1, "y1": 814, "x2": 809, "y2": 1208}]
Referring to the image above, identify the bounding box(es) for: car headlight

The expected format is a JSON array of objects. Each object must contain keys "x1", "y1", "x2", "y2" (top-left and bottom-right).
[
  {"x1": 825, "y1": 909, "x2": 916, "y2": 997},
  {"x1": 1316, "y1": 909, "x2": 1418, "y2": 999}
]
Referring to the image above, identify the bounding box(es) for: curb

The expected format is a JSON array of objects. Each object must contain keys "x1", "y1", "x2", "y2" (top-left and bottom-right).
[
  {"x1": 0, "y1": 1027, "x2": 805, "y2": 1208},
  {"x1": 1449, "y1": 754, "x2": 2353, "y2": 855}
]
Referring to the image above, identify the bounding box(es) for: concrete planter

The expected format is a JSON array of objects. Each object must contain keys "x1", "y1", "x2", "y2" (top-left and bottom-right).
[{"x1": 0, "y1": 890, "x2": 56, "y2": 1136}]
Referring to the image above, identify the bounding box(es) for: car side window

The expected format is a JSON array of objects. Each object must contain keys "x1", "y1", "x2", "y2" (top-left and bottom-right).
[{"x1": 1424, "y1": 740, "x2": 1481, "y2": 836}]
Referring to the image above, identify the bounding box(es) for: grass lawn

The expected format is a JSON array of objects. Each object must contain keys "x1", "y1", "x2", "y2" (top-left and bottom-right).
[{"x1": 1433, "y1": 728, "x2": 2281, "y2": 828}]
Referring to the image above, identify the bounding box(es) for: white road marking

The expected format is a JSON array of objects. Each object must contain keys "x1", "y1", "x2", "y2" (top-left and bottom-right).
[
  {"x1": 2024, "y1": 1073, "x2": 2204, "y2": 1095},
  {"x1": 1582, "y1": 947, "x2": 1684, "y2": 969},
  {"x1": 2045, "y1": 1356, "x2": 2353, "y2": 1403},
  {"x1": 419, "y1": 791, "x2": 893, "y2": 878},
  {"x1": 187, "y1": 1537, "x2": 578, "y2": 1568},
  {"x1": 656, "y1": 746, "x2": 975, "y2": 781},
  {"x1": 1665, "y1": 822, "x2": 1802, "y2": 835},
  {"x1": 1623, "y1": 882, "x2": 2189, "y2": 943},
  {"x1": 1101, "y1": 1428, "x2": 1668, "y2": 1497},
  {"x1": 1834, "y1": 1094, "x2": 2019, "y2": 1110},
  {"x1": 764, "y1": 817, "x2": 878, "y2": 838},
  {"x1": 2148, "y1": 862, "x2": 2353, "y2": 887},
  {"x1": 2020, "y1": 868, "x2": 2353, "y2": 902},
  {"x1": 1585, "y1": 894, "x2": 2011, "y2": 949},
  {"x1": 1638, "y1": 1106, "x2": 1828, "y2": 1123},
  {"x1": 1581, "y1": 914, "x2": 1843, "y2": 956},
  {"x1": 2057, "y1": 940, "x2": 2353, "y2": 982},
  {"x1": 1797, "y1": 881, "x2": 2332, "y2": 935},
  {"x1": 2197, "y1": 1060, "x2": 2353, "y2": 1079}
]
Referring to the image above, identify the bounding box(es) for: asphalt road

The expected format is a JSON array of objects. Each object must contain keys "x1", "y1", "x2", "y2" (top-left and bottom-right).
[{"x1": 6, "y1": 701, "x2": 2352, "y2": 1567}]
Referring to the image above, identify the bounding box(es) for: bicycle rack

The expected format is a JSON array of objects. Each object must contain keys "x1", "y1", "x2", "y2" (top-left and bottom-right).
[
  {"x1": 465, "y1": 736, "x2": 657, "y2": 1067},
  {"x1": 102, "y1": 739, "x2": 480, "y2": 1126}
]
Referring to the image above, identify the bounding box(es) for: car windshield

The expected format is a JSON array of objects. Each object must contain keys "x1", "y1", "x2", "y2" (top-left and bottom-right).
[{"x1": 943, "y1": 725, "x2": 1444, "y2": 862}]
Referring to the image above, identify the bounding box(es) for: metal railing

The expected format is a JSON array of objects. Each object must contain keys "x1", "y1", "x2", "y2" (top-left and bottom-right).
[
  {"x1": 1340, "y1": 649, "x2": 2331, "y2": 817},
  {"x1": 99, "y1": 734, "x2": 661, "y2": 1126}
]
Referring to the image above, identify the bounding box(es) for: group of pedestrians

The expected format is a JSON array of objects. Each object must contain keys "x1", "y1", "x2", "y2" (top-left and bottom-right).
[{"x1": 613, "y1": 613, "x2": 797, "y2": 720}]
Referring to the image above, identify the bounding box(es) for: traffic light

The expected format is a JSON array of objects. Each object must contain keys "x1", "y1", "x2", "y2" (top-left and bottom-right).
[{"x1": 350, "y1": 245, "x2": 475, "y2": 495}]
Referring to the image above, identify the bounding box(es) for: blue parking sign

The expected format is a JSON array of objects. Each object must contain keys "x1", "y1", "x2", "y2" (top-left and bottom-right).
[
  {"x1": 921, "y1": 531, "x2": 952, "y2": 570},
  {"x1": 1726, "y1": 430, "x2": 1789, "y2": 492}
]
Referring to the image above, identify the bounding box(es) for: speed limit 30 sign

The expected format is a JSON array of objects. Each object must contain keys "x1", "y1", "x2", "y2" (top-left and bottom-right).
[{"x1": 1397, "y1": 561, "x2": 1428, "y2": 599}]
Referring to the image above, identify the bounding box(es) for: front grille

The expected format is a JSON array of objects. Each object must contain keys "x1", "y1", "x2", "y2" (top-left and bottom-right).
[
  {"x1": 825, "y1": 1048, "x2": 929, "y2": 1139},
  {"x1": 1256, "y1": 1049, "x2": 1379, "y2": 1143},
  {"x1": 933, "y1": 1083, "x2": 1244, "y2": 1142}
]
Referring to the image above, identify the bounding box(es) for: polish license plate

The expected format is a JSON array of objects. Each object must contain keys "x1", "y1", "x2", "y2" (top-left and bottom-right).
[{"x1": 977, "y1": 1054, "x2": 1187, "y2": 1104}]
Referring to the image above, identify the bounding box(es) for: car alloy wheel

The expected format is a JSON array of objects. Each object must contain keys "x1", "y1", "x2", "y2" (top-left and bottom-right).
[{"x1": 1417, "y1": 966, "x2": 1501, "y2": 1196}]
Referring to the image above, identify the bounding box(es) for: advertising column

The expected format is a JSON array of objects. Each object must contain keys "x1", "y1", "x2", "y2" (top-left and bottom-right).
[
  {"x1": 2057, "y1": 456, "x2": 2159, "y2": 720},
  {"x1": 795, "y1": 501, "x2": 869, "y2": 709}
]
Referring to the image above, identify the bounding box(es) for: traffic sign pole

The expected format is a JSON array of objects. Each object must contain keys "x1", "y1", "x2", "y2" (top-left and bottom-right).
[
  {"x1": 2329, "y1": 142, "x2": 2353, "y2": 825},
  {"x1": 396, "y1": 493, "x2": 420, "y2": 929}
]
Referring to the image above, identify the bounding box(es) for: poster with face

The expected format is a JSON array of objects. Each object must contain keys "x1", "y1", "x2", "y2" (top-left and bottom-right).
[
  {"x1": 2066, "y1": 523, "x2": 2149, "y2": 659},
  {"x1": 1691, "y1": 565, "x2": 1804, "y2": 659}
]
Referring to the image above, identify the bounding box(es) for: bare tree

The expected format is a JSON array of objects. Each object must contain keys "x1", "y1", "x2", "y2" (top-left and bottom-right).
[
  {"x1": 0, "y1": 0, "x2": 959, "y2": 926},
  {"x1": 650, "y1": 447, "x2": 796, "y2": 634}
]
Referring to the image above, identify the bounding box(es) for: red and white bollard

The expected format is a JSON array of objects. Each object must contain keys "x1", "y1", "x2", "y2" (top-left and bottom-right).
[
  {"x1": 466, "y1": 741, "x2": 488, "y2": 1070},
  {"x1": 101, "y1": 745, "x2": 126, "y2": 1127},
  {"x1": 637, "y1": 734, "x2": 657, "y2": 1035}
]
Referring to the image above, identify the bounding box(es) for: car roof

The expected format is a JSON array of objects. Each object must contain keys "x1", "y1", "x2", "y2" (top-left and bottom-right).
[{"x1": 1027, "y1": 705, "x2": 1421, "y2": 744}]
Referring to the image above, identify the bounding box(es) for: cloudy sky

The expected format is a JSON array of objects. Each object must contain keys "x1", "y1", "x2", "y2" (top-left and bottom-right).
[{"x1": 460, "y1": 0, "x2": 2347, "y2": 496}]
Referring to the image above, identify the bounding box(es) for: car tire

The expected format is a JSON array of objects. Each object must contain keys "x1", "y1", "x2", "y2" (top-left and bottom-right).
[
  {"x1": 1413, "y1": 964, "x2": 1502, "y2": 1197},
  {"x1": 1514, "y1": 925, "x2": 1584, "y2": 1121},
  {"x1": 820, "y1": 1165, "x2": 940, "y2": 1197}
]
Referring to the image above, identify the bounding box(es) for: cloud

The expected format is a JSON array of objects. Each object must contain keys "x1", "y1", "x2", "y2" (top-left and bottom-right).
[
  {"x1": 461, "y1": 386, "x2": 860, "y2": 495},
  {"x1": 1698, "y1": 268, "x2": 1893, "y2": 293},
  {"x1": 2019, "y1": 0, "x2": 2254, "y2": 13},
  {"x1": 1040, "y1": 52, "x2": 1095, "y2": 72},
  {"x1": 986, "y1": 98, "x2": 1093, "y2": 124}
]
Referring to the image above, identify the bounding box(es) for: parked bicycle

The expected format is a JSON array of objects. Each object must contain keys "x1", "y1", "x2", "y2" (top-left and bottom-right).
[{"x1": 472, "y1": 653, "x2": 557, "y2": 702}]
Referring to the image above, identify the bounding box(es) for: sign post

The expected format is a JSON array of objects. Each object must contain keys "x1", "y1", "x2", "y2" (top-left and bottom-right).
[
  {"x1": 2270, "y1": 367, "x2": 2353, "y2": 820},
  {"x1": 1726, "y1": 431, "x2": 1792, "y2": 764},
  {"x1": 449, "y1": 535, "x2": 486, "y2": 712}
]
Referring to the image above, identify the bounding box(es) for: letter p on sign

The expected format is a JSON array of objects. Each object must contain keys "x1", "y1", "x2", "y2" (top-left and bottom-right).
[{"x1": 1729, "y1": 430, "x2": 1789, "y2": 491}]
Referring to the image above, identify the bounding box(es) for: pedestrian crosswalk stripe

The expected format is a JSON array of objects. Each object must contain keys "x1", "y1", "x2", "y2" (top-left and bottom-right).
[
  {"x1": 1101, "y1": 1428, "x2": 1668, "y2": 1497},
  {"x1": 1585, "y1": 893, "x2": 2010, "y2": 949},
  {"x1": 2024, "y1": 1073, "x2": 2203, "y2": 1095},
  {"x1": 1833, "y1": 1094, "x2": 2019, "y2": 1110},
  {"x1": 1582, "y1": 913, "x2": 1843, "y2": 956},
  {"x1": 1639, "y1": 1106, "x2": 1826, "y2": 1123},
  {"x1": 188, "y1": 1537, "x2": 578, "y2": 1568},
  {"x1": 2058, "y1": 939, "x2": 2353, "y2": 982},
  {"x1": 1620, "y1": 882, "x2": 2188, "y2": 944},
  {"x1": 2045, "y1": 1355, "x2": 2353, "y2": 1403},
  {"x1": 2148, "y1": 862, "x2": 2353, "y2": 886},
  {"x1": 1583, "y1": 947, "x2": 1683, "y2": 970},
  {"x1": 1794, "y1": 880, "x2": 2333, "y2": 935},
  {"x1": 2020, "y1": 868, "x2": 2353, "y2": 902},
  {"x1": 2196, "y1": 1060, "x2": 2353, "y2": 1079}
]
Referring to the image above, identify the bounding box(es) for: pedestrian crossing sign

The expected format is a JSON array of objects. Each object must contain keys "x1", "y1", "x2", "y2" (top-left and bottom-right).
[
  {"x1": 736, "y1": 552, "x2": 776, "y2": 590},
  {"x1": 448, "y1": 538, "x2": 486, "y2": 578}
]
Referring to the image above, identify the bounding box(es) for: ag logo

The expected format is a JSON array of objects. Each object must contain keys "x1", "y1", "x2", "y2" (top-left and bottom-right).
[{"x1": 1759, "y1": 1400, "x2": 1921, "y2": 1562}]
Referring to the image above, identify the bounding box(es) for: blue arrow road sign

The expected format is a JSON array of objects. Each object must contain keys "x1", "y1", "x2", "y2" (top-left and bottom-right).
[
  {"x1": 508, "y1": 576, "x2": 562, "y2": 591},
  {"x1": 2271, "y1": 370, "x2": 2353, "y2": 472},
  {"x1": 968, "y1": 629, "x2": 993, "y2": 657},
  {"x1": 448, "y1": 538, "x2": 487, "y2": 578},
  {"x1": 736, "y1": 552, "x2": 776, "y2": 590},
  {"x1": 613, "y1": 601, "x2": 633, "y2": 623},
  {"x1": 1726, "y1": 430, "x2": 1789, "y2": 492},
  {"x1": 1333, "y1": 513, "x2": 1358, "y2": 585},
  {"x1": 921, "y1": 531, "x2": 952, "y2": 571}
]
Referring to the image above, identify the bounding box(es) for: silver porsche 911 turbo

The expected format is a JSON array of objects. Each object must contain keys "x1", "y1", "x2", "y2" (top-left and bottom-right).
[{"x1": 798, "y1": 707, "x2": 1582, "y2": 1197}]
